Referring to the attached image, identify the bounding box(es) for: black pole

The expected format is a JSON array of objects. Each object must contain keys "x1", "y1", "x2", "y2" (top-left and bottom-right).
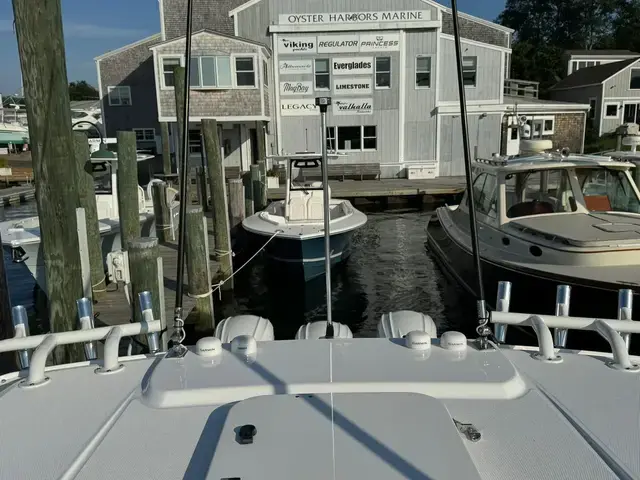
[
  {"x1": 450, "y1": 0, "x2": 490, "y2": 342},
  {"x1": 172, "y1": 0, "x2": 195, "y2": 350}
]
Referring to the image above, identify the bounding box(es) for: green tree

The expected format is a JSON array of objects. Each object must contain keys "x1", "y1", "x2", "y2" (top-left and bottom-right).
[
  {"x1": 611, "y1": 0, "x2": 640, "y2": 52},
  {"x1": 68, "y1": 81, "x2": 98, "y2": 101}
]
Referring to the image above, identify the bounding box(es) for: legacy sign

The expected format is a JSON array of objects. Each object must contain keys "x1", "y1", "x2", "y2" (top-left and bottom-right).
[
  {"x1": 278, "y1": 36, "x2": 316, "y2": 54},
  {"x1": 281, "y1": 99, "x2": 319, "y2": 116},
  {"x1": 280, "y1": 81, "x2": 313, "y2": 95},
  {"x1": 279, "y1": 11, "x2": 430, "y2": 25},
  {"x1": 279, "y1": 59, "x2": 313, "y2": 75},
  {"x1": 333, "y1": 77, "x2": 372, "y2": 95},
  {"x1": 316, "y1": 33, "x2": 400, "y2": 53},
  {"x1": 332, "y1": 57, "x2": 373, "y2": 75},
  {"x1": 333, "y1": 99, "x2": 373, "y2": 115}
]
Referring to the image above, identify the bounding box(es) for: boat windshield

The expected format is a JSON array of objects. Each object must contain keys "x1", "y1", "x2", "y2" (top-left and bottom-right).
[
  {"x1": 577, "y1": 167, "x2": 640, "y2": 213},
  {"x1": 91, "y1": 161, "x2": 113, "y2": 194},
  {"x1": 505, "y1": 169, "x2": 576, "y2": 218}
]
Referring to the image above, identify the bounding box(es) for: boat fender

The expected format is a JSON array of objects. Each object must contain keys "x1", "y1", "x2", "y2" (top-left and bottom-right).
[
  {"x1": 377, "y1": 311, "x2": 437, "y2": 339},
  {"x1": 215, "y1": 315, "x2": 275, "y2": 342}
]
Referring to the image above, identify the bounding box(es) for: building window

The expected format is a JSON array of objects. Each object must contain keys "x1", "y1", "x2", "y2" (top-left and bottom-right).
[
  {"x1": 188, "y1": 129, "x2": 202, "y2": 154},
  {"x1": 415, "y1": 56, "x2": 431, "y2": 88},
  {"x1": 189, "y1": 56, "x2": 232, "y2": 88},
  {"x1": 375, "y1": 57, "x2": 391, "y2": 88},
  {"x1": 315, "y1": 59, "x2": 330, "y2": 90},
  {"x1": 579, "y1": 61, "x2": 587, "y2": 69},
  {"x1": 571, "y1": 61, "x2": 578, "y2": 73},
  {"x1": 133, "y1": 128, "x2": 155, "y2": 142},
  {"x1": 263, "y1": 60, "x2": 268, "y2": 86},
  {"x1": 235, "y1": 57, "x2": 256, "y2": 87},
  {"x1": 161, "y1": 57, "x2": 181, "y2": 88},
  {"x1": 326, "y1": 126, "x2": 377, "y2": 152},
  {"x1": 630, "y1": 69, "x2": 640, "y2": 89},
  {"x1": 588, "y1": 98, "x2": 597, "y2": 120},
  {"x1": 543, "y1": 119, "x2": 554, "y2": 134},
  {"x1": 525, "y1": 117, "x2": 554, "y2": 137},
  {"x1": 604, "y1": 103, "x2": 620, "y2": 118},
  {"x1": 107, "y1": 86, "x2": 131, "y2": 106},
  {"x1": 463, "y1": 56, "x2": 477, "y2": 87},
  {"x1": 624, "y1": 103, "x2": 640, "y2": 123}
]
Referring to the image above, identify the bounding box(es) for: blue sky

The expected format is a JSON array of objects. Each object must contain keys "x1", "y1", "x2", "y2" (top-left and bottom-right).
[{"x1": 0, "y1": 0, "x2": 506, "y2": 94}]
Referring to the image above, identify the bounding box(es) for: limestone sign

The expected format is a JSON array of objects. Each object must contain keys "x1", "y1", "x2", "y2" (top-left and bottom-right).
[
  {"x1": 333, "y1": 98, "x2": 374, "y2": 115},
  {"x1": 333, "y1": 77, "x2": 372, "y2": 95},
  {"x1": 279, "y1": 59, "x2": 313, "y2": 75},
  {"x1": 332, "y1": 57, "x2": 373, "y2": 75},
  {"x1": 279, "y1": 11, "x2": 431, "y2": 25},
  {"x1": 278, "y1": 36, "x2": 316, "y2": 54},
  {"x1": 280, "y1": 81, "x2": 313, "y2": 95},
  {"x1": 280, "y1": 99, "x2": 319, "y2": 116}
]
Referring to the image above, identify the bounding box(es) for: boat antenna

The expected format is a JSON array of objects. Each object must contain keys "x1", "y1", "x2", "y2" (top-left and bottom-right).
[
  {"x1": 170, "y1": 0, "x2": 195, "y2": 355},
  {"x1": 316, "y1": 96, "x2": 334, "y2": 339},
  {"x1": 450, "y1": 0, "x2": 491, "y2": 347}
]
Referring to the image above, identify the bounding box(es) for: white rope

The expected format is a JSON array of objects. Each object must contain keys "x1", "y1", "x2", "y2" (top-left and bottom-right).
[
  {"x1": 214, "y1": 248, "x2": 234, "y2": 258},
  {"x1": 212, "y1": 229, "x2": 282, "y2": 299},
  {"x1": 188, "y1": 290, "x2": 212, "y2": 299}
]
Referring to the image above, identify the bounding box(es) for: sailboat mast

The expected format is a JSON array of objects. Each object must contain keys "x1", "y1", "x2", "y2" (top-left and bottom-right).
[
  {"x1": 450, "y1": 0, "x2": 491, "y2": 344},
  {"x1": 171, "y1": 0, "x2": 195, "y2": 352}
]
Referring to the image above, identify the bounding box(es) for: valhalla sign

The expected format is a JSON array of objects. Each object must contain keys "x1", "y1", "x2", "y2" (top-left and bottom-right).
[
  {"x1": 333, "y1": 99, "x2": 374, "y2": 115},
  {"x1": 280, "y1": 81, "x2": 313, "y2": 95}
]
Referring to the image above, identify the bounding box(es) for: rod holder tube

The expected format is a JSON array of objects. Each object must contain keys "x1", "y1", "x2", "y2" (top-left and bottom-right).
[
  {"x1": 553, "y1": 285, "x2": 571, "y2": 347},
  {"x1": 494, "y1": 281, "x2": 512, "y2": 342},
  {"x1": 11, "y1": 305, "x2": 30, "y2": 369},
  {"x1": 139, "y1": 291, "x2": 160, "y2": 353},
  {"x1": 617, "y1": 289, "x2": 633, "y2": 351},
  {"x1": 76, "y1": 298, "x2": 97, "y2": 360}
]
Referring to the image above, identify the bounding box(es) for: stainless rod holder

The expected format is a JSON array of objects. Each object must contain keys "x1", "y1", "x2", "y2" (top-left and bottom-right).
[
  {"x1": 618, "y1": 289, "x2": 633, "y2": 351},
  {"x1": 11, "y1": 305, "x2": 30, "y2": 369},
  {"x1": 553, "y1": 285, "x2": 571, "y2": 347},
  {"x1": 76, "y1": 297, "x2": 97, "y2": 360},
  {"x1": 139, "y1": 291, "x2": 160, "y2": 353},
  {"x1": 494, "y1": 281, "x2": 512, "y2": 342}
]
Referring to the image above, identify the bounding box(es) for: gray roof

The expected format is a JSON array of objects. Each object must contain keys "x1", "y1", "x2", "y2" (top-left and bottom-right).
[
  {"x1": 550, "y1": 58, "x2": 640, "y2": 90},
  {"x1": 150, "y1": 28, "x2": 270, "y2": 52},
  {"x1": 566, "y1": 49, "x2": 639, "y2": 56}
]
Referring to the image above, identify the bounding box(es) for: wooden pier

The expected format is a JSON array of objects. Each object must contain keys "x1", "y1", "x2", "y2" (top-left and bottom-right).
[
  {"x1": 267, "y1": 177, "x2": 466, "y2": 201},
  {"x1": 0, "y1": 186, "x2": 36, "y2": 206},
  {"x1": 92, "y1": 216, "x2": 220, "y2": 336}
]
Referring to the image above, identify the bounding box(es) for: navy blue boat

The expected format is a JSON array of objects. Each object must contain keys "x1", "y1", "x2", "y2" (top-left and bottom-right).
[{"x1": 242, "y1": 154, "x2": 367, "y2": 281}]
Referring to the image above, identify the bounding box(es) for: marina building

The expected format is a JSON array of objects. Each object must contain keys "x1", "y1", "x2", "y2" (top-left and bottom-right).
[{"x1": 95, "y1": 0, "x2": 590, "y2": 178}]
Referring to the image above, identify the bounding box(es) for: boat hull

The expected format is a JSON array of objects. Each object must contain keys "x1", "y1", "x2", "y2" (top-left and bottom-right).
[{"x1": 253, "y1": 231, "x2": 355, "y2": 281}]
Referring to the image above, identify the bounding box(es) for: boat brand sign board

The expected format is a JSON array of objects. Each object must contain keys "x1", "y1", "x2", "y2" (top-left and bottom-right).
[
  {"x1": 332, "y1": 57, "x2": 373, "y2": 75},
  {"x1": 278, "y1": 36, "x2": 316, "y2": 54},
  {"x1": 333, "y1": 98, "x2": 374, "y2": 115},
  {"x1": 279, "y1": 11, "x2": 431, "y2": 25},
  {"x1": 280, "y1": 81, "x2": 313, "y2": 95},
  {"x1": 280, "y1": 99, "x2": 319, "y2": 116},
  {"x1": 333, "y1": 77, "x2": 372, "y2": 95},
  {"x1": 279, "y1": 60, "x2": 313, "y2": 75},
  {"x1": 316, "y1": 33, "x2": 400, "y2": 53},
  {"x1": 359, "y1": 33, "x2": 400, "y2": 52},
  {"x1": 317, "y1": 34, "x2": 359, "y2": 53}
]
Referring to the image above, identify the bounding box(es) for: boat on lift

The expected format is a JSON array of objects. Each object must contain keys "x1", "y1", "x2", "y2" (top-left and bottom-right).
[
  {"x1": 427, "y1": 139, "x2": 640, "y2": 320},
  {"x1": 0, "y1": 151, "x2": 179, "y2": 295},
  {"x1": 242, "y1": 153, "x2": 367, "y2": 281}
]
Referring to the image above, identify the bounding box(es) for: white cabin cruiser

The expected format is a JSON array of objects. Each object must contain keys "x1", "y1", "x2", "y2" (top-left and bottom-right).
[
  {"x1": 0, "y1": 153, "x2": 179, "y2": 294},
  {"x1": 427, "y1": 147, "x2": 640, "y2": 321},
  {"x1": 242, "y1": 154, "x2": 367, "y2": 281}
]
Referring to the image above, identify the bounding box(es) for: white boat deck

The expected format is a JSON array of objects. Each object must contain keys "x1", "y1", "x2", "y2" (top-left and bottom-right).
[{"x1": 0, "y1": 337, "x2": 638, "y2": 479}]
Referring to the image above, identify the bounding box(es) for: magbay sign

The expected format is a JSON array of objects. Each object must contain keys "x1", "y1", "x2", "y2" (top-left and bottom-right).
[{"x1": 279, "y1": 10, "x2": 431, "y2": 25}]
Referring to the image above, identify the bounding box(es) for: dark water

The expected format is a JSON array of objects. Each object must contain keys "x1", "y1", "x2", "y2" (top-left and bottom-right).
[{"x1": 3, "y1": 200, "x2": 476, "y2": 340}]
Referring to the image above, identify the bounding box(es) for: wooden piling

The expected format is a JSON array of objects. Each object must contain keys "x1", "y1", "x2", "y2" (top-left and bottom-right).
[
  {"x1": 160, "y1": 122, "x2": 172, "y2": 176},
  {"x1": 185, "y1": 206, "x2": 214, "y2": 332},
  {"x1": 127, "y1": 237, "x2": 163, "y2": 345},
  {"x1": 243, "y1": 171, "x2": 254, "y2": 217},
  {"x1": 73, "y1": 132, "x2": 106, "y2": 300},
  {"x1": 196, "y1": 166, "x2": 208, "y2": 208},
  {"x1": 172, "y1": 65, "x2": 187, "y2": 172},
  {"x1": 151, "y1": 182, "x2": 172, "y2": 244},
  {"x1": 116, "y1": 131, "x2": 141, "y2": 251},
  {"x1": 228, "y1": 178, "x2": 245, "y2": 229},
  {"x1": 256, "y1": 120, "x2": 267, "y2": 163},
  {"x1": 202, "y1": 119, "x2": 233, "y2": 289},
  {"x1": 13, "y1": 0, "x2": 85, "y2": 364},
  {"x1": 250, "y1": 164, "x2": 264, "y2": 212},
  {"x1": 257, "y1": 159, "x2": 268, "y2": 209}
]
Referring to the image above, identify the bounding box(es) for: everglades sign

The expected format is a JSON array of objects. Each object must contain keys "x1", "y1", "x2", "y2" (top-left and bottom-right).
[{"x1": 279, "y1": 11, "x2": 431, "y2": 25}]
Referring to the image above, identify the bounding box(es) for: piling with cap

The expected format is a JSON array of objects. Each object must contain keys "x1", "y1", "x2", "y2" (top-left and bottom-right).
[
  {"x1": 151, "y1": 181, "x2": 172, "y2": 244},
  {"x1": 243, "y1": 171, "x2": 254, "y2": 217},
  {"x1": 250, "y1": 164, "x2": 263, "y2": 212},
  {"x1": 228, "y1": 178, "x2": 245, "y2": 229},
  {"x1": 13, "y1": 0, "x2": 85, "y2": 364},
  {"x1": 185, "y1": 206, "x2": 215, "y2": 332},
  {"x1": 127, "y1": 238, "x2": 164, "y2": 349},
  {"x1": 160, "y1": 122, "x2": 172, "y2": 176},
  {"x1": 257, "y1": 159, "x2": 268, "y2": 210},
  {"x1": 73, "y1": 132, "x2": 106, "y2": 300},
  {"x1": 117, "y1": 131, "x2": 141, "y2": 251},
  {"x1": 202, "y1": 119, "x2": 234, "y2": 288}
]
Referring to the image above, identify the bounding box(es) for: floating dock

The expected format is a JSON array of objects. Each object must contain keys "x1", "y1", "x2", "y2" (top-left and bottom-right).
[{"x1": 0, "y1": 186, "x2": 36, "y2": 206}]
